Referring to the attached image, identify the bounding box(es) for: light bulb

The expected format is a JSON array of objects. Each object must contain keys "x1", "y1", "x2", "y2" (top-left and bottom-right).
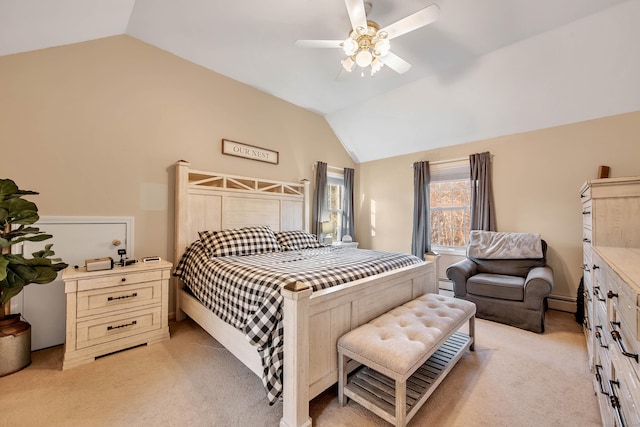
[
  {"x1": 355, "y1": 50, "x2": 372, "y2": 67},
  {"x1": 342, "y1": 57, "x2": 355, "y2": 72},
  {"x1": 342, "y1": 38, "x2": 358, "y2": 56},
  {"x1": 370, "y1": 58, "x2": 383, "y2": 76}
]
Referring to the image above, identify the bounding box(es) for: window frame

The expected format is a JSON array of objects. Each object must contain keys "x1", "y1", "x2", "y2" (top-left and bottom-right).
[
  {"x1": 326, "y1": 172, "x2": 344, "y2": 242},
  {"x1": 429, "y1": 159, "x2": 471, "y2": 252}
]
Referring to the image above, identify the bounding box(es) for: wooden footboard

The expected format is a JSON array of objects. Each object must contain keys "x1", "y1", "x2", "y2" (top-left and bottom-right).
[{"x1": 280, "y1": 259, "x2": 436, "y2": 427}]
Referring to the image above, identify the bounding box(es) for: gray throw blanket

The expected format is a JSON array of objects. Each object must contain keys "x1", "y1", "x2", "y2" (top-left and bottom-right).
[{"x1": 467, "y1": 230, "x2": 543, "y2": 259}]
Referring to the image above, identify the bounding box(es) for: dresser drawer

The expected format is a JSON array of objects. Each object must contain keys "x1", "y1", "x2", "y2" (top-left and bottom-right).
[
  {"x1": 583, "y1": 245, "x2": 593, "y2": 269},
  {"x1": 611, "y1": 352, "x2": 640, "y2": 427},
  {"x1": 593, "y1": 358, "x2": 613, "y2": 424},
  {"x1": 611, "y1": 315, "x2": 640, "y2": 382},
  {"x1": 582, "y1": 199, "x2": 592, "y2": 229},
  {"x1": 595, "y1": 305, "x2": 612, "y2": 362},
  {"x1": 580, "y1": 184, "x2": 592, "y2": 203},
  {"x1": 76, "y1": 270, "x2": 163, "y2": 292},
  {"x1": 608, "y1": 269, "x2": 640, "y2": 342},
  {"x1": 76, "y1": 281, "x2": 162, "y2": 318},
  {"x1": 75, "y1": 306, "x2": 162, "y2": 350},
  {"x1": 592, "y1": 254, "x2": 609, "y2": 304}
]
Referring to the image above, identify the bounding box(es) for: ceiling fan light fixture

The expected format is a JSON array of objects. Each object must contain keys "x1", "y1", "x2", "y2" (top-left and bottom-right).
[
  {"x1": 340, "y1": 20, "x2": 390, "y2": 75},
  {"x1": 297, "y1": 1, "x2": 441, "y2": 77}
]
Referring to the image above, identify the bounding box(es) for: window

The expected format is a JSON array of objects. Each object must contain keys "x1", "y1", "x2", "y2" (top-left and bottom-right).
[
  {"x1": 429, "y1": 160, "x2": 471, "y2": 249},
  {"x1": 326, "y1": 173, "x2": 344, "y2": 242}
]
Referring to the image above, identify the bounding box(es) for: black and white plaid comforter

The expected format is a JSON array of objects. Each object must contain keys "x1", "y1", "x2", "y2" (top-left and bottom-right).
[{"x1": 174, "y1": 241, "x2": 423, "y2": 404}]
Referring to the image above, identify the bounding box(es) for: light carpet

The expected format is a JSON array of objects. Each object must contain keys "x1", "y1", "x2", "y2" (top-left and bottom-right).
[{"x1": 1, "y1": 310, "x2": 601, "y2": 426}]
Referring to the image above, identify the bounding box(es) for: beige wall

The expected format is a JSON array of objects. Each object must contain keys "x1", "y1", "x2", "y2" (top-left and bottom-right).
[
  {"x1": 356, "y1": 111, "x2": 640, "y2": 302},
  {"x1": 3, "y1": 34, "x2": 639, "y2": 309},
  {"x1": 0, "y1": 35, "x2": 354, "y2": 311}
]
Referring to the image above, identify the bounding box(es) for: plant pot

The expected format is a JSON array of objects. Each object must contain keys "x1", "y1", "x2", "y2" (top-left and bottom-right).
[{"x1": 0, "y1": 314, "x2": 31, "y2": 377}]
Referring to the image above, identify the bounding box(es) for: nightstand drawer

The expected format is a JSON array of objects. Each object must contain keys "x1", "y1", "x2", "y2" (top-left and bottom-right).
[
  {"x1": 76, "y1": 270, "x2": 163, "y2": 292},
  {"x1": 76, "y1": 281, "x2": 162, "y2": 318},
  {"x1": 76, "y1": 306, "x2": 161, "y2": 350}
]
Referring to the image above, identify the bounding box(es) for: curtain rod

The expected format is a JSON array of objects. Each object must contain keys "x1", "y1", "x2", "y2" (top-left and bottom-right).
[
  {"x1": 410, "y1": 154, "x2": 494, "y2": 168},
  {"x1": 409, "y1": 157, "x2": 467, "y2": 168},
  {"x1": 429, "y1": 157, "x2": 468, "y2": 165},
  {"x1": 312, "y1": 163, "x2": 345, "y2": 172}
]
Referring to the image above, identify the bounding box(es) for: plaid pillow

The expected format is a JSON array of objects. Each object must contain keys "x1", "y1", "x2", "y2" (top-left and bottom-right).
[
  {"x1": 199, "y1": 226, "x2": 281, "y2": 257},
  {"x1": 274, "y1": 230, "x2": 322, "y2": 251}
]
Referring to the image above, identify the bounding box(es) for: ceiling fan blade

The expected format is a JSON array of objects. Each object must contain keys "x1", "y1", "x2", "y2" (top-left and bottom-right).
[
  {"x1": 380, "y1": 4, "x2": 440, "y2": 40},
  {"x1": 383, "y1": 52, "x2": 411, "y2": 74},
  {"x1": 295, "y1": 40, "x2": 343, "y2": 48},
  {"x1": 345, "y1": 0, "x2": 367, "y2": 32}
]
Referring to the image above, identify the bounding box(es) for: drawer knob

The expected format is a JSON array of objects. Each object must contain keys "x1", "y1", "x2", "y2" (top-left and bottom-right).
[
  {"x1": 607, "y1": 290, "x2": 618, "y2": 299},
  {"x1": 121, "y1": 277, "x2": 126, "y2": 282}
]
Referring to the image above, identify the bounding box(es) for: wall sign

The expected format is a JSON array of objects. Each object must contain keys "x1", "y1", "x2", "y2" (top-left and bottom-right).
[{"x1": 222, "y1": 139, "x2": 279, "y2": 165}]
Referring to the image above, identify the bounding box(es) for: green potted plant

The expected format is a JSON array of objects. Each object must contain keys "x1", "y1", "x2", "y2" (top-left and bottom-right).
[{"x1": 0, "y1": 178, "x2": 67, "y2": 376}]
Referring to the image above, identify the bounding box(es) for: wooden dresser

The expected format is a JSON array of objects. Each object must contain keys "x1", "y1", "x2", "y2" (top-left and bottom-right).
[
  {"x1": 61, "y1": 259, "x2": 172, "y2": 369},
  {"x1": 580, "y1": 177, "x2": 640, "y2": 426}
]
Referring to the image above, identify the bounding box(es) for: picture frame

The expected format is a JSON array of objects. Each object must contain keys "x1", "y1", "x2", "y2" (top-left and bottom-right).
[{"x1": 222, "y1": 139, "x2": 279, "y2": 165}]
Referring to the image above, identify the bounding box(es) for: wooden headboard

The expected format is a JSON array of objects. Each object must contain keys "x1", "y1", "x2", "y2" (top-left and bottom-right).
[{"x1": 173, "y1": 160, "x2": 310, "y2": 267}]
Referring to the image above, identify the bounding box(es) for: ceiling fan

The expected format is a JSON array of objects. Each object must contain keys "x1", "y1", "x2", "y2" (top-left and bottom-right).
[{"x1": 295, "y1": 0, "x2": 440, "y2": 76}]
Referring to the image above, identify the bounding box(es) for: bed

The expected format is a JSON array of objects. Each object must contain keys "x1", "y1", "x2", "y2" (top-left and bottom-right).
[{"x1": 173, "y1": 161, "x2": 437, "y2": 427}]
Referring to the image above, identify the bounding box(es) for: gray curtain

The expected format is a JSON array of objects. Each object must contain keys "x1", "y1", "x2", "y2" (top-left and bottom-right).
[
  {"x1": 312, "y1": 161, "x2": 328, "y2": 239},
  {"x1": 411, "y1": 161, "x2": 430, "y2": 258},
  {"x1": 470, "y1": 152, "x2": 496, "y2": 231},
  {"x1": 342, "y1": 168, "x2": 356, "y2": 240}
]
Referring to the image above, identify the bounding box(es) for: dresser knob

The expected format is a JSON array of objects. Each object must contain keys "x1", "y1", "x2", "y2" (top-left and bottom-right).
[{"x1": 121, "y1": 277, "x2": 126, "y2": 282}]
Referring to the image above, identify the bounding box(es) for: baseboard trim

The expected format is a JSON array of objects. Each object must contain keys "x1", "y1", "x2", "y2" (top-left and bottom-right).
[{"x1": 548, "y1": 294, "x2": 576, "y2": 313}]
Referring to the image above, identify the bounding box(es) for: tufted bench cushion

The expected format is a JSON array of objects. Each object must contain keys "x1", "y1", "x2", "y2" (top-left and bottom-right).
[
  {"x1": 338, "y1": 294, "x2": 476, "y2": 376},
  {"x1": 338, "y1": 293, "x2": 476, "y2": 426}
]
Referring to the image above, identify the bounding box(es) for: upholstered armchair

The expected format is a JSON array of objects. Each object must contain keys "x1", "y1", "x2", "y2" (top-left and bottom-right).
[{"x1": 446, "y1": 231, "x2": 554, "y2": 333}]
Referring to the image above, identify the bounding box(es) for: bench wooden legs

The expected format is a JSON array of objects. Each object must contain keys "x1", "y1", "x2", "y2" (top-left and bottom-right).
[
  {"x1": 395, "y1": 380, "x2": 407, "y2": 426},
  {"x1": 338, "y1": 353, "x2": 348, "y2": 406}
]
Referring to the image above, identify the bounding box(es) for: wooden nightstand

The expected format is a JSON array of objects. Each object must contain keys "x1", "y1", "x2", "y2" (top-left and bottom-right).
[
  {"x1": 61, "y1": 259, "x2": 172, "y2": 370},
  {"x1": 332, "y1": 241, "x2": 359, "y2": 248}
]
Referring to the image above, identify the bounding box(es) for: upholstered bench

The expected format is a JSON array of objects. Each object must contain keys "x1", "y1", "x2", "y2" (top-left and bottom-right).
[{"x1": 337, "y1": 293, "x2": 476, "y2": 426}]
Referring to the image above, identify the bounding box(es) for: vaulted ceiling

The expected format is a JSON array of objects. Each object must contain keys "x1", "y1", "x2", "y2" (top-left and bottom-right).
[{"x1": 1, "y1": 0, "x2": 638, "y2": 162}]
